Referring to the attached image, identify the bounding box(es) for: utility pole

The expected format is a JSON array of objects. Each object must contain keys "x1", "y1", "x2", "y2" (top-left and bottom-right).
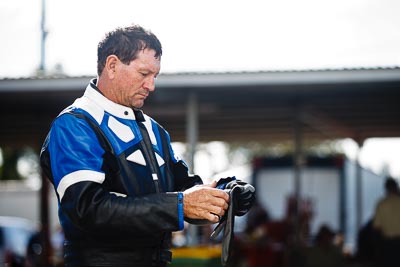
[
  {"x1": 39, "y1": 2, "x2": 51, "y2": 266},
  {"x1": 39, "y1": 0, "x2": 47, "y2": 74}
]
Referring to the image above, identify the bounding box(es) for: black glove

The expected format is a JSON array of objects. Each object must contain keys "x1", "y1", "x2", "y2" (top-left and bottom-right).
[
  {"x1": 225, "y1": 180, "x2": 256, "y2": 216},
  {"x1": 210, "y1": 181, "x2": 255, "y2": 266},
  {"x1": 210, "y1": 185, "x2": 242, "y2": 266}
]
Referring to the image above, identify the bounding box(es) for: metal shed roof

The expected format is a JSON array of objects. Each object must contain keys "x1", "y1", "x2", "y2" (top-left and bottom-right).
[{"x1": 1, "y1": 67, "x2": 400, "y2": 147}]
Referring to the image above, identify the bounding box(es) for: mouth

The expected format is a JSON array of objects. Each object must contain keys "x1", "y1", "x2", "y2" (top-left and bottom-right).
[{"x1": 137, "y1": 92, "x2": 148, "y2": 99}]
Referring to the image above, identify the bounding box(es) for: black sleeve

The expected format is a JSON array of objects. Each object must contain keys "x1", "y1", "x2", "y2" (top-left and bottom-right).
[
  {"x1": 60, "y1": 181, "x2": 182, "y2": 236},
  {"x1": 172, "y1": 160, "x2": 203, "y2": 191}
]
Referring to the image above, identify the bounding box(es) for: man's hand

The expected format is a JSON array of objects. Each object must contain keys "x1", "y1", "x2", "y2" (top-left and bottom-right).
[{"x1": 183, "y1": 181, "x2": 229, "y2": 223}]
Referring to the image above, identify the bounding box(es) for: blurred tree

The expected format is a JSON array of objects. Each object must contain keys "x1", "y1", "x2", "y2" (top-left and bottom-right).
[
  {"x1": 228, "y1": 139, "x2": 343, "y2": 162},
  {"x1": 0, "y1": 147, "x2": 24, "y2": 180},
  {"x1": 0, "y1": 146, "x2": 40, "y2": 181}
]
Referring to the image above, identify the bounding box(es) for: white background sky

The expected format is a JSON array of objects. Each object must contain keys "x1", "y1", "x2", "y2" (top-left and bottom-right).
[{"x1": 1, "y1": 0, "x2": 400, "y2": 178}]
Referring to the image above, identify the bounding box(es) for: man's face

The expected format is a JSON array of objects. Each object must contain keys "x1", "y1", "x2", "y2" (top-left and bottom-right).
[{"x1": 113, "y1": 48, "x2": 161, "y2": 108}]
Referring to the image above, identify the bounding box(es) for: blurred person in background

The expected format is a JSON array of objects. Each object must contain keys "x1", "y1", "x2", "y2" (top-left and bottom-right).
[
  {"x1": 303, "y1": 224, "x2": 345, "y2": 267},
  {"x1": 25, "y1": 230, "x2": 44, "y2": 267},
  {"x1": 355, "y1": 218, "x2": 380, "y2": 267},
  {"x1": 373, "y1": 177, "x2": 400, "y2": 267}
]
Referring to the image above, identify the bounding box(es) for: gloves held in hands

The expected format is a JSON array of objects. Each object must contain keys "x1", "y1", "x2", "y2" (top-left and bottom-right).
[{"x1": 225, "y1": 180, "x2": 256, "y2": 216}]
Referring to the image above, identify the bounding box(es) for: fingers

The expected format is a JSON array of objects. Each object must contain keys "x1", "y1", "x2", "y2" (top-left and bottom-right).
[
  {"x1": 209, "y1": 213, "x2": 221, "y2": 223},
  {"x1": 197, "y1": 209, "x2": 224, "y2": 223},
  {"x1": 183, "y1": 186, "x2": 229, "y2": 221},
  {"x1": 209, "y1": 187, "x2": 230, "y2": 202},
  {"x1": 209, "y1": 180, "x2": 217, "y2": 188},
  {"x1": 208, "y1": 202, "x2": 227, "y2": 217}
]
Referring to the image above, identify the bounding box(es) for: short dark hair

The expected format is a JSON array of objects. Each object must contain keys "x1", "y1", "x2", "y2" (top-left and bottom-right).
[{"x1": 97, "y1": 24, "x2": 162, "y2": 76}]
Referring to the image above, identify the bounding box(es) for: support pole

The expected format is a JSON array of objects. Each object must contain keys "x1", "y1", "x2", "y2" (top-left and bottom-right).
[
  {"x1": 293, "y1": 106, "x2": 303, "y2": 243},
  {"x1": 186, "y1": 92, "x2": 198, "y2": 173},
  {"x1": 40, "y1": 172, "x2": 51, "y2": 267},
  {"x1": 186, "y1": 92, "x2": 199, "y2": 245},
  {"x1": 355, "y1": 139, "x2": 364, "y2": 233}
]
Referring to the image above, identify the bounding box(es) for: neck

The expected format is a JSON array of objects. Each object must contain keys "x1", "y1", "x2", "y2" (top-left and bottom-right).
[{"x1": 96, "y1": 75, "x2": 117, "y2": 102}]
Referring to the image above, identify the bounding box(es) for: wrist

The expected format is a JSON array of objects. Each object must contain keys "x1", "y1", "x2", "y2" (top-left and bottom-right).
[{"x1": 177, "y1": 192, "x2": 184, "y2": 230}]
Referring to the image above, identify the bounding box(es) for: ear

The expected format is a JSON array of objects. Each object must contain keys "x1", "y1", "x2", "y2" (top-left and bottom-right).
[{"x1": 104, "y1": 55, "x2": 119, "y2": 79}]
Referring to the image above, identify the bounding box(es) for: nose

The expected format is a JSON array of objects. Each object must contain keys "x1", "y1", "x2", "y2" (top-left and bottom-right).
[{"x1": 144, "y1": 76, "x2": 156, "y2": 92}]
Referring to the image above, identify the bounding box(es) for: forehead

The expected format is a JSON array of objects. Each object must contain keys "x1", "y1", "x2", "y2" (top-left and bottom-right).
[{"x1": 133, "y1": 49, "x2": 161, "y2": 70}]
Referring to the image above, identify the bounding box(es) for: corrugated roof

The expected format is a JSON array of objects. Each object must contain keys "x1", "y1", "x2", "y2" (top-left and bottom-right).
[
  {"x1": 1, "y1": 66, "x2": 400, "y2": 91},
  {"x1": 0, "y1": 66, "x2": 400, "y2": 147}
]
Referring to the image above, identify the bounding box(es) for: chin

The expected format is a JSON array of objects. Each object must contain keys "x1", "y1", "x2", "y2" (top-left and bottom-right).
[{"x1": 133, "y1": 102, "x2": 144, "y2": 109}]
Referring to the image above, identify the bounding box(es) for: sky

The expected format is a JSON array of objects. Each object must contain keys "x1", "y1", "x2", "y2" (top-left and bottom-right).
[
  {"x1": 1, "y1": 0, "x2": 400, "y2": 178},
  {"x1": 1, "y1": 0, "x2": 400, "y2": 77}
]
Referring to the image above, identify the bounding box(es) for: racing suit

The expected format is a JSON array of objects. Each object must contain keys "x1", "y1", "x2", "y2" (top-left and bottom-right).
[{"x1": 40, "y1": 79, "x2": 202, "y2": 267}]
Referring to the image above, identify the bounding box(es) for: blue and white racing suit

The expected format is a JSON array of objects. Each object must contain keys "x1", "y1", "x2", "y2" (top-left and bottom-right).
[{"x1": 40, "y1": 79, "x2": 202, "y2": 266}]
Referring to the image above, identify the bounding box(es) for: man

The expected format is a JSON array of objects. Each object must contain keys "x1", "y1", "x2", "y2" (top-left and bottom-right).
[
  {"x1": 373, "y1": 177, "x2": 400, "y2": 267},
  {"x1": 40, "y1": 25, "x2": 254, "y2": 267}
]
